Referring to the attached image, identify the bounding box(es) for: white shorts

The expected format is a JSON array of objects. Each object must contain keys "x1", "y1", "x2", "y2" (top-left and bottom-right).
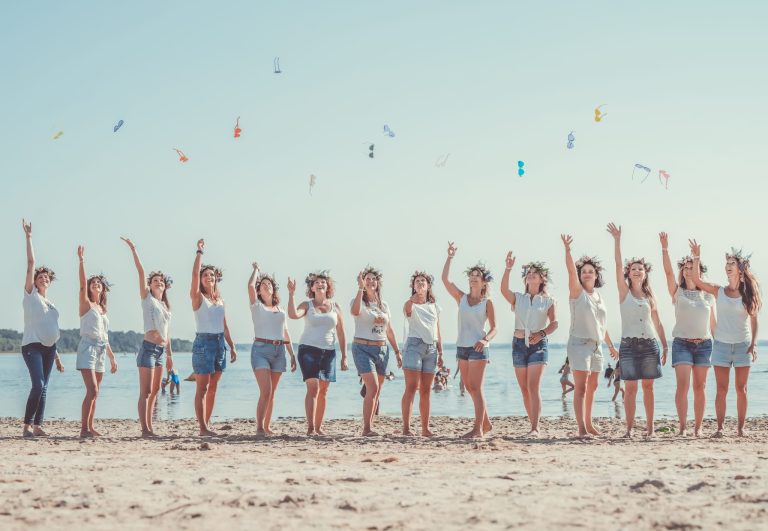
[
  {"x1": 76, "y1": 337, "x2": 107, "y2": 373},
  {"x1": 567, "y1": 336, "x2": 603, "y2": 373}
]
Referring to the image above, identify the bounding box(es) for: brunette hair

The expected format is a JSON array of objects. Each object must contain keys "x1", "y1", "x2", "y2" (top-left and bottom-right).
[
  {"x1": 256, "y1": 274, "x2": 280, "y2": 306},
  {"x1": 624, "y1": 257, "x2": 653, "y2": 298},
  {"x1": 304, "y1": 270, "x2": 335, "y2": 299},
  {"x1": 465, "y1": 263, "x2": 493, "y2": 298},
  {"x1": 410, "y1": 271, "x2": 436, "y2": 303},
  {"x1": 575, "y1": 256, "x2": 604, "y2": 288},
  {"x1": 87, "y1": 274, "x2": 110, "y2": 312},
  {"x1": 676, "y1": 256, "x2": 707, "y2": 290},
  {"x1": 148, "y1": 271, "x2": 172, "y2": 310},
  {"x1": 361, "y1": 266, "x2": 384, "y2": 308},
  {"x1": 199, "y1": 264, "x2": 223, "y2": 301},
  {"x1": 521, "y1": 261, "x2": 549, "y2": 295},
  {"x1": 33, "y1": 266, "x2": 56, "y2": 283},
  {"x1": 727, "y1": 251, "x2": 762, "y2": 316}
]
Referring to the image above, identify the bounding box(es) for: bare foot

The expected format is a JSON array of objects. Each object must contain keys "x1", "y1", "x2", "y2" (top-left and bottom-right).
[
  {"x1": 23, "y1": 429, "x2": 34, "y2": 438},
  {"x1": 694, "y1": 428, "x2": 703, "y2": 438},
  {"x1": 737, "y1": 429, "x2": 749, "y2": 438},
  {"x1": 401, "y1": 429, "x2": 415, "y2": 437},
  {"x1": 265, "y1": 428, "x2": 276, "y2": 436},
  {"x1": 422, "y1": 429, "x2": 435, "y2": 437},
  {"x1": 711, "y1": 430, "x2": 724, "y2": 439},
  {"x1": 141, "y1": 430, "x2": 158, "y2": 438},
  {"x1": 315, "y1": 428, "x2": 327, "y2": 436},
  {"x1": 255, "y1": 430, "x2": 267, "y2": 439},
  {"x1": 80, "y1": 430, "x2": 94, "y2": 438},
  {"x1": 483, "y1": 419, "x2": 493, "y2": 433},
  {"x1": 678, "y1": 429, "x2": 688, "y2": 437},
  {"x1": 644, "y1": 431, "x2": 655, "y2": 439},
  {"x1": 90, "y1": 429, "x2": 102, "y2": 437},
  {"x1": 306, "y1": 426, "x2": 315, "y2": 436},
  {"x1": 461, "y1": 429, "x2": 483, "y2": 439},
  {"x1": 622, "y1": 430, "x2": 633, "y2": 439},
  {"x1": 199, "y1": 429, "x2": 217, "y2": 437},
  {"x1": 362, "y1": 429, "x2": 380, "y2": 437},
  {"x1": 586, "y1": 426, "x2": 601, "y2": 436},
  {"x1": 32, "y1": 427, "x2": 49, "y2": 437},
  {"x1": 525, "y1": 429, "x2": 540, "y2": 439},
  {"x1": 575, "y1": 431, "x2": 593, "y2": 440}
]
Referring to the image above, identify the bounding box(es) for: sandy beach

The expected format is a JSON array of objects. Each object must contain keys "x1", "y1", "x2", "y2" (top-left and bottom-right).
[{"x1": 1, "y1": 416, "x2": 766, "y2": 530}]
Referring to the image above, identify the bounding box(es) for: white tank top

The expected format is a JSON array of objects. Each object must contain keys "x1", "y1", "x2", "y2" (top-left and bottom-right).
[
  {"x1": 715, "y1": 287, "x2": 750, "y2": 343},
  {"x1": 22, "y1": 288, "x2": 60, "y2": 347},
  {"x1": 194, "y1": 296, "x2": 225, "y2": 334},
  {"x1": 80, "y1": 307, "x2": 109, "y2": 343},
  {"x1": 513, "y1": 292, "x2": 554, "y2": 346},
  {"x1": 407, "y1": 303, "x2": 440, "y2": 344},
  {"x1": 671, "y1": 288, "x2": 713, "y2": 339},
  {"x1": 619, "y1": 293, "x2": 656, "y2": 339},
  {"x1": 456, "y1": 294, "x2": 488, "y2": 348},
  {"x1": 251, "y1": 301, "x2": 286, "y2": 341},
  {"x1": 350, "y1": 299, "x2": 391, "y2": 341},
  {"x1": 568, "y1": 290, "x2": 607, "y2": 343},
  {"x1": 142, "y1": 294, "x2": 171, "y2": 342},
  {"x1": 299, "y1": 300, "x2": 338, "y2": 349}
]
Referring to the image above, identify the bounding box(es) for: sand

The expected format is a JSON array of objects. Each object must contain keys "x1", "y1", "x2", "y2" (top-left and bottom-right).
[{"x1": 1, "y1": 416, "x2": 766, "y2": 530}]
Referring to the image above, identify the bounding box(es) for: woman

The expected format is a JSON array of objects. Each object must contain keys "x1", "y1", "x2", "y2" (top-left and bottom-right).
[
  {"x1": 121, "y1": 237, "x2": 174, "y2": 437},
  {"x1": 248, "y1": 262, "x2": 296, "y2": 436},
  {"x1": 21, "y1": 220, "x2": 63, "y2": 438},
  {"x1": 76, "y1": 246, "x2": 118, "y2": 438},
  {"x1": 609, "y1": 364, "x2": 624, "y2": 402},
  {"x1": 190, "y1": 239, "x2": 237, "y2": 437},
  {"x1": 562, "y1": 234, "x2": 618, "y2": 438},
  {"x1": 689, "y1": 240, "x2": 761, "y2": 437},
  {"x1": 558, "y1": 359, "x2": 574, "y2": 396},
  {"x1": 350, "y1": 267, "x2": 402, "y2": 436},
  {"x1": 401, "y1": 271, "x2": 443, "y2": 437},
  {"x1": 501, "y1": 252, "x2": 558, "y2": 437},
  {"x1": 288, "y1": 270, "x2": 348, "y2": 436},
  {"x1": 442, "y1": 242, "x2": 497, "y2": 439},
  {"x1": 607, "y1": 223, "x2": 668, "y2": 438},
  {"x1": 659, "y1": 233, "x2": 716, "y2": 437}
]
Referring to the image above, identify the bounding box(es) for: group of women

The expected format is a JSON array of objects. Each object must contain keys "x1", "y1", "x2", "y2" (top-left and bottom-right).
[{"x1": 20, "y1": 220, "x2": 761, "y2": 440}]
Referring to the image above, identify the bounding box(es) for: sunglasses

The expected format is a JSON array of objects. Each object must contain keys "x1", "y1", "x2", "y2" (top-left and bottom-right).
[{"x1": 517, "y1": 160, "x2": 525, "y2": 177}]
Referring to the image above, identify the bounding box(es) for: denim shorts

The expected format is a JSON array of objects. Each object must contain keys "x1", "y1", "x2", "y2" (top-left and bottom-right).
[
  {"x1": 671, "y1": 338, "x2": 712, "y2": 367},
  {"x1": 192, "y1": 333, "x2": 227, "y2": 374},
  {"x1": 711, "y1": 340, "x2": 751, "y2": 368},
  {"x1": 298, "y1": 344, "x2": 336, "y2": 382},
  {"x1": 251, "y1": 341, "x2": 287, "y2": 372},
  {"x1": 566, "y1": 336, "x2": 603, "y2": 373},
  {"x1": 402, "y1": 337, "x2": 438, "y2": 373},
  {"x1": 619, "y1": 337, "x2": 662, "y2": 381},
  {"x1": 136, "y1": 340, "x2": 165, "y2": 368},
  {"x1": 352, "y1": 343, "x2": 390, "y2": 375},
  {"x1": 456, "y1": 346, "x2": 490, "y2": 361},
  {"x1": 512, "y1": 337, "x2": 549, "y2": 368},
  {"x1": 76, "y1": 337, "x2": 107, "y2": 373}
]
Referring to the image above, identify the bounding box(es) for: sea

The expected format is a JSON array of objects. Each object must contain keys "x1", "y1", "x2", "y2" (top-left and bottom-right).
[{"x1": 2, "y1": 343, "x2": 767, "y2": 422}]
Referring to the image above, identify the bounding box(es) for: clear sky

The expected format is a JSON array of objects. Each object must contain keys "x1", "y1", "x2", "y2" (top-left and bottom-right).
[{"x1": 2, "y1": 1, "x2": 767, "y2": 345}]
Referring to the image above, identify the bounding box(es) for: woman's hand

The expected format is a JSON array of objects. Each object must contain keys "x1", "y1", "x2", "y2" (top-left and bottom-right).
[
  {"x1": 606, "y1": 222, "x2": 622, "y2": 241},
  {"x1": 197, "y1": 239, "x2": 205, "y2": 252},
  {"x1": 55, "y1": 356, "x2": 64, "y2": 372},
  {"x1": 609, "y1": 345, "x2": 619, "y2": 360},
  {"x1": 357, "y1": 271, "x2": 365, "y2": 290},
  {"x1": 252, "y1": 261, "x2": 259, "y2": 271},
  {"x1": 748, "y1": 343, "x2": 757, "y2": 362},
  {"x1": 22, "y1": 219, "x2": 32, "y2": 237},
  {"x1": 447, "y1": 241, "x2": 457, "y2": 257},
  {"x1": 437, "y1": 353, "x2": 444, "y2": 368},
  {"x1": 659, "y1": 232, "x2": 669, "y2": 250},
  {"x1": 688, "y1": 238, "x2": 701, "y2": 257},
  {"x1": 166, "y1": 355, "x2": 174, "y2": 372},
  {"x1": 290, "y1": 354, "x2": 297, "y2": 372},
  {"x1": 661, "y1": 346, "x2": 668, "y2": 366},
  {"x1": 561, "y1": 234, "x2": 573, "y2": 250},
  {"x1": 120, "y1": 237, "x2": 135, "y2": 250},
  {"x1": 110, "y1": 358, "x2": 118, "y2": 374},
  {"x1": 77, "y1": 245, "x2": 84, "y2": 261},
  {"x1": 395, "y1": 351, "x2": 403, "y2": 368},
  {"x1": 340, "y1": 355, "x2": 349, "y2": 371},
  {"x1": 230, "y1": 348, "x2": 237, "y2": 363},
  {"x1": 528, "y1": 331, "x2": 546, "y2": 345},
  {"x1": 287, "y1": 277, "x2": 296, "y2": 295},
  {"x1": 473, "y1": 338, "x2": 489, "y2": 352},
  {"x1": 505, "y1": 251, "x2": 516, "y2": 270}
]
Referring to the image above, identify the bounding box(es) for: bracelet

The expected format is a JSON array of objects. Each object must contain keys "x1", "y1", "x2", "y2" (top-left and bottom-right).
[
  {"x1": 196, "y1": 250, "x2": 204, "y2": 255},
  {"x1": 662, "y1": 248, "x2": 668, "y2": 252}
]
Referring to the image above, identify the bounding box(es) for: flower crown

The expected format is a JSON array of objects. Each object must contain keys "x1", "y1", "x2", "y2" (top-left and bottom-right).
[
  {"x1": 88, "y1": 274, "x2": 112, "y2": 292},
  {"x1": 200, "y1": 264, "x2": 223, "y2": 282},
  {"x1": 361, "y1": 266, "x2": 383, "y2": 281},
  {"x1": 305, "y1": 270, "x2": 331, "y2": 289},
  {"x1": 727, "y1": 247, "x2": 752, "y2": 272},
  {"x1": 677, "y1": 256, "x2": 707, "y2": 274},
  {"x1": 575, "y1": 255, "x2": 603, "y2": 272},
  {"x1": 256, "y1": 273, "x2": 279, "y2": 291},
  {"x1": 410, "y1": 270, "x2": 434, "y2": 287},
  {"x1": 148, "y1": 271, "x2": 173, "y2": 288},
  {"x1": 623, "y1": 257, "x2": 652, "y2": 278},
  {"x1": 464, "y1": 263, "x2": 493, "y2": 282},
  {"x1": 34, "y1": 266, "x2": 56, "y2": 282},
  {"x1": 521, "y1": 261, "x2": 550, "y2": 281}
]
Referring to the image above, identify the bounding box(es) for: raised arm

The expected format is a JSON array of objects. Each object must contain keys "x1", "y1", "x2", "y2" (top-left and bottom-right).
[
  {"x1": 121, "y1": 237, "x2": 148, "y2": 299},
  {"x1": 561, "y1": 234, "x2": 582, "y2": 299},
  {"x1": 689, "y1": 239, "x2": 719, "y2": 296},
  {"x1": 247, "y1": 262, "x2": 259, "y2": 306},
  {"x1": 77, "y1": 246, "x2": 89, "y2": 316},
  {"x1": 350, "y1": 271, "x2": 364, "y2": 316},
  {"x1": 441, "y1": 241, "x2": 463, "y2": 304},
  {"x1": 500, "y1": 252, "x2": 517, "y2": 306},
  {"x1": 659, "y1": 232, "x2": 677, "y2": 300},
  {"x1": 23, "y1": 220, "x2": 35, "y2": 294},
  {"x1": 606, "y1": 222, "x2": 629, "y2": 301},
  {"x1": 286, "y1": 278, "x2": 307, "y2": 319},
  {"x1": 190, "y1": 239, "x2": 204, "y2": 309}
]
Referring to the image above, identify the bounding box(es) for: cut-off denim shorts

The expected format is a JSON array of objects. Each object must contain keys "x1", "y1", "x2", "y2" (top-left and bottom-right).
[
  {"x1": 619, "y1": 337, "x2": 662, "y2": 381},
  {"x1": 297, "y1": 344, "x2": 336, "y2": 382},
  {"x1": 136, "y1": 340, "x2": 165, "y2": 368},
  {"x1": 76, "y1": 337, "x2": 107, "y2": 373},
  {"x1": 711, "y1": 340, "x2": 752, "y2": 368},
  {"x1": 402, "y1": 337, "x2": 438, "y2": 373},
  {"x1": 456, "y1": 346, "x2": 489, "y2": 361},
  {"x1": 352, "y1": 343, "x2": 390, "y2": 376},
  {"x1": 512, "y1": 337, "x2": 549, "y2": 368},
  {"x1": 671, "y1": 338, "x2": 712, "y2": 367},
  {"x1": 566, "y1": 336, "x2": 603, "y2": 373},
  {"x1": 251, "y1": 341, "x2": 287, "y2": 372},
  {"x1": 192, "y1": 332, "x2": 227, "y2": 374}
]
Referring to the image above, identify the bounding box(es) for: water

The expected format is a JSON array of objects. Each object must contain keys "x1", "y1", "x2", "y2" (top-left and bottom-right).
[{"x1": 3, "y1": 344, "x2": 767, "y2": 422}]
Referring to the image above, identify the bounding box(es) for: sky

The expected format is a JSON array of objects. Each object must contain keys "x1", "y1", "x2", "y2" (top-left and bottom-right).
[{"x1": 2, "y1": 1, "x2": 768, "y2": 346}]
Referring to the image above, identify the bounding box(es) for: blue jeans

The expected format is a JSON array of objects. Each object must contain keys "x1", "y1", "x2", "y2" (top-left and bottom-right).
[
  {"x1": 619, "y1": 337, "x2": 662, "y2": 381},
  {"x1": 512, "y1": 337, "x2": 549, "y2": 368},
  {"x1": 21, "y1": 343, "x2": 57, "y2": 425},
  {"x1": 136, "y1": 340, "x2": 165, "y2": 368},
  {"x1": 456, "y1": 346, "x2": 489, "y2": 361},
  {"x1": 671, "y1": 338, "x2": 712, "y2": 367},
  {"x1": 352, "y1": 343, "x2": 390, "y2": 375}
]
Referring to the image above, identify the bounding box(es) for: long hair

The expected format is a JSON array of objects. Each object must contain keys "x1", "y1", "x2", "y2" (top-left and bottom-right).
[
  {"x1": 677, "y1": 256, "x2": 707, "y2": 291},
  {"x1": 34, "y1": 266, "x2": 56, "y2": 283},
  {"x1": 521, "y1": 261, "x2": 549, "y2": 295},
  {"x1": 87, "y1": 275, "x2": 110, "y2": 312},
  {"x1": 256, "y1": 274, "x2": 280, "y2": 306},
  {"x1": 575, "y1": 256, "x2": 604, "y2": 288},
  {"x1": 148, "y1": 271, "x2": 172, "y2": 310},
  {"x1": 465, "y1": 263, "x2": 493, "y2": 298},
  {"x1": 728, "y1": 251, "x2": 762, "y2": 315},
  {"x1": 410, "y1": 271, "x2": 436, "y2": 303},
  {"x1": 305, "y1": 270, "x2": 335, "y2": 299},
  {"x1": 199, "y1": 264, "x2": 223, "y2": 301},
  {"x1": 624, "y1": 258, "x2": 653, "y2": 298},
  {"x1": 361, "y1": 266, "x2": 383, "y2": 308}
]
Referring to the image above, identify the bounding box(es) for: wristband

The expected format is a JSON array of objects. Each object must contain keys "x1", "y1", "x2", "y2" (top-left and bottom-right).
[{"x1": 196, "y1": 250, "x2": 204, "y2": 255}]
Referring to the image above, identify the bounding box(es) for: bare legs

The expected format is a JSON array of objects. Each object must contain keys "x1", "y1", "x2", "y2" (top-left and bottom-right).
[
  {"x1": 713, "y1": 366, "x2": 728, "y2": 437},
  {"x1": 80, "y1": 370, "x2": 104, "y2": 437},
  {"x1": 674, "y1": 364, "x2": 710, "y2": 436},
  {"x1": 304, "y1": 378, "x2": 330, "y2": 435},
  {"x1": 514, "y1": 364, "x2": 545, "y2": 436},
  {"x1": 572, "y1": 370, "x2": 600, "y2": 438},
  {"x1": 361, "y1": 372, "x2": 386, "y2": 436},
  {"x1": 138, "y1": 366, "x2": 163, "y2": 436},
  {"x1": 254, "y1": 369, "x2": 282, "y2": 435},
  {"x1": 459, "y1": 359, "x2": 489, "y2": 438},
  {"x1": 402, "y1": 370, "x2": 436, "y2": 436},
  {"x1": 623, "y1": 379, "x2": 655, "y2": 437},
  {"x1": 194, "y1": 371, "x2": 222, "y2": 436},
  {"x1": 735, "y1": 367, "x2": 750, "y2": 436},
  {"x1": 713, "y1": 366, "x2": 750, "y2": 437}
]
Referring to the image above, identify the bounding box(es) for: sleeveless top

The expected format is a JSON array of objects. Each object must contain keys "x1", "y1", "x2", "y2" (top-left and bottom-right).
[
  {"x1": 350, "y1": 299, "x2": 391, "y2": 341},
  {"x1": 194, "y1": 295, "x2": 225, "y2": 334},
  {"x1": 715, "y1": 287, "x2": 750, "y2": 343},
  {"x1": 22, "y1": 288, "x2": 60, "y2": 347},
  {"x1": 407, "y1": 302, "x2": 440, "y2": 344},
  {"x1": 251, "y1": 301, "x2": 286, "y2": 341},
  {"x1": 80, "y1": 307, "x2": 109, "y2": 343},
  {"x1": 671, "y1": 288, "x2": 713, "y2": 339},
  {"x1": 619, "y1": 293, "x2": 656, "y2": 339},
  {"x1": 513, "y1": 292, "x2": 554, "y2": 346},
  {"x1": 299, "y1": 300, "x2": 339, "y2": 349},
  {"x1": 457, "y1": 294, "x2": 488, "y2": 348},
  {"x1": 142, "y1": 294, "x2": 171, "y2": 342},
  {"x1": 569, "y1": 289, "x2": 607, "y2": 343}
]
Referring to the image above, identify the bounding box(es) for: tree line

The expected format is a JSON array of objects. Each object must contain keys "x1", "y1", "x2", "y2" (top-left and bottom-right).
[{"x1": 0, "y1": 329, "x2": 193, "y2": 353}]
